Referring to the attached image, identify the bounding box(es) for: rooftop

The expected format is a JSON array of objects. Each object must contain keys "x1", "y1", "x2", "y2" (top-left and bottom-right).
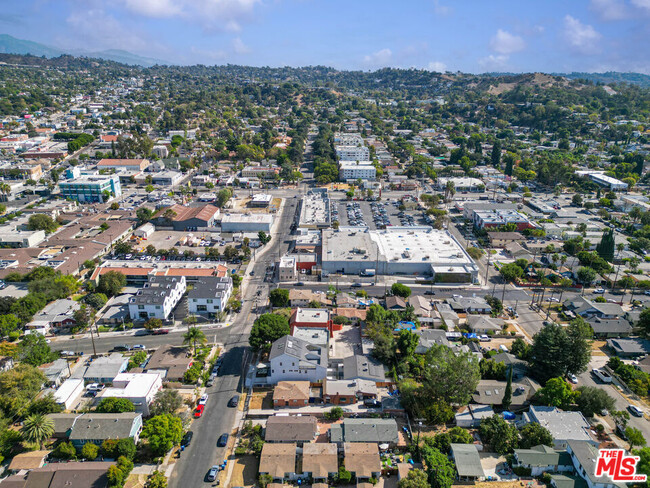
[
  {"x1": 259, "y1": 443, "x2": 297, "y2": 478},
  {"x1": 451, "y1": 443, "x2": 485, "y2": 478},
  {"x1": 265, "y1": 415, "x2": 318, "y2": 442}
]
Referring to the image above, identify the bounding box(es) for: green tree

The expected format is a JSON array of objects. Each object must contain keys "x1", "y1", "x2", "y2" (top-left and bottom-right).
[
  {"x1": 491, "y1": 140, "x2": 502, "y2": 168},
  {"x1": 519, "y1": 422, "x2": 554, "y2": 448},
  {"x1": 115, "y1": 438, "x2": 137, "y2": 460},
  {"x1": 633, "y1": 447, "x2": 650, "y2": 482},
  {"x1": 81, "y1": 442, "x2": 99, "y2": 460},
  {"x1": 576, "y1": 266, "x2": 597, "y2": 286},
  {"x1": 150, "y1": 389, "x2": 183, "y2": 416},
  {"x1": 398, "y1": 469, "x2": 429, "y2": 488},
  {"x1": 259, "y1": 474, "x2": 274, "y2": 488},
  {"x1": 529, "y1": 323, "x2": 591, "y2": 383},
  {"x1": 479, "y1": 414, "x2": 519, "y2": 454},
  {"x1": 144, "y1": 318, "x2": 163, "y2": 330},
  {"x1": 249, "y1": 313, "x2": 290, "y2": 352},
  {"x1": 638, "y1": 308, "x2": 650, "y2": 336},
  {"x1": 0, "y1": 314, "x2": 20, "y2": 339},
  {"x1": 216, "y1": 188, "x2": 233, "y2": 207},
  {"x1": 534, "y1": 377, "x2": 576, "y2": 409},
  {"x1": 626, "y1": 427, "x2": 646, "y2": 449},
  {"x1": 596, "y1": 229, "x2": 615, "y2": 262},
  {"x1": 420, "y1": 446, "x2": 456, "y2": 488},
  {"x1": 145, "y1": 471, "x2": 168, "y2": 488},
  {"x1": 391, "y1": 283, "x2": 412, "y2": 298},
  {"x1": 510, "y1": 338, "x2": 530, "y2": 360},
  {"x1": 396, "y1": 329, "x2": 419, "y2": 360},
  {"x1": 502, "y1": 366, "x2": 513, "y2": 410},
  {"x1": 258, "y1": 231, "x2": 271, "y2": 245},
  {"x1": 141, "y1": 414, "x2": 183, "y2": 456},
  {"x1": 183, "y1": 326, "x2": 207, "y2": 356},
  {"x1": 18, "y1": 334, "x2": 57, "y2": 366},
  {"x1": 325, "y1": 406, "x2": 344, "y2": 420},
  {"x1": 96, "y1": 398, "x2": 136, "y2": 413},
  {"x1": 97, "y1": 271, "x2": 126, "y2": 297},
  {"x1": 448, "y1": 426, "x2": 474, "y2": 444},
  {"x1": 500, "y1": 263, "x2": 524, "y2": 282},
  {"x1": 574, "y1": 386, "x2": 615, "y2": 417},
  {"x1": 51, "y1": 441, "x2": 76, "y2": 459},
  {"x1": 20, "y1": 413, "x2": 54, "y2": 449},
  {"x1": 27, "y1": 214, "x2": 58, "y2": 233},
  {"x1": 85, "y1": 293, "x2": 108, "y2": 309},
  {"x1": 269, "y1": 288, "x2": 289, "y2": 307},
  {"x1": 136, "y1": 207, "x2": 154, "y2": 224},
  {"x1": 572, "y1": 194, "x2": 583, "y2": 207},
  {"x1": 27, "y1": 394, "x2": 63, "y2": 415}
]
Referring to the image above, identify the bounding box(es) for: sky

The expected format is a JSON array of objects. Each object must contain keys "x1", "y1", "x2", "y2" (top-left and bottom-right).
[{"x1": 1, "y1": 0, "x2": 649, "y2": 73}]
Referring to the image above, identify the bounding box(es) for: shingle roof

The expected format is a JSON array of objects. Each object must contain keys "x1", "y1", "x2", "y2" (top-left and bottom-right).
[
  {"x1": 259, "y1": 443, "x2": 296, "y2": 478},
  {"x1": 264, "y1": 416, "x2": 317, "y2": 442},
  {"x1": 273, "y1": 381, "x2": 310, "y2": 402},
  {"x1": 330, "y1": 418, "x2": 398, "y2": 444},
  {"x1": 343, "y1": 355, "x2": 387, "y2": 382},
  {"x1": 302, "y1": 443, "x2": 338, "y2": 477},
  {"x1": 515, "y1": 445, "x2": 572, "y2": 468},
  {"x1": 344, "y1": 443, "x2": 381, "y2": 478},
  {"x1": 451, "y1": 443, "x2": 485, "y2": 478}
]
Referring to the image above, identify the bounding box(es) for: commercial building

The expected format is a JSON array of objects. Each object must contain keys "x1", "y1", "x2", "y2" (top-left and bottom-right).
[
  {"x1": 334, "y1": 133, "x2": 364, "y2": 145},
  {"x1": 290, "y1": 308, "x2": 334, "y2": 336},
  {"x1": 156, "y1": 204, "x2": 220, "y2": 231},
  {"x1": 151, "y1": 170, "x2": 183, "y2": 187},
  {"x1": 97, "y1": 158, "x2": 149, "y2": 172},
  {"x1": 128, "y1": 275, "x2": 186, "y2": 320},
  {"x1": 437, "y1": 177, "x2": 485, "y2": 192},
  {"x1": 250, "y1": 193, "x2": 273, "y2": 207},
  {"x1": 321, "y1": 226, "x2": 479, "y2": 283},
  {"x1": 278, "y1": 256, "x2": 297, "y2": 281},
  {"x1": 298, "y1": 190, "x2": 331, "y2": 229},
  {"x1": 0, "y1": 229, "x2": 46, "y2": 248},
  {"x1": 576, "y1": 170, "x2": 629, "y2": 191},
  {"x1": 339, "y1": 161, "x2": 376, "y2": 181},
  {"x1": 133, "y1": 223, "x2": 155, "y2": 239},
  {"x1": 221, "y1": 213, "x2": 273, "y2": 232},
  {"x1": 336, "y1": 145, "x2": 370, "y2": 161},
  {"x1": 472, "y1": 209, "x2": 536, "y2": 231},
  {"x1": 59, "y1": 174, "x2": 122, "y2": 203},
  {"x1": 187, "y1": 276, "x2": 233, "y2": 314},
  {"x1": 97, "y1": 372, "x2": 162, "y2": 416},
  {"x1": 241, "y1": 165, "x2": 280, "y2": 179}
]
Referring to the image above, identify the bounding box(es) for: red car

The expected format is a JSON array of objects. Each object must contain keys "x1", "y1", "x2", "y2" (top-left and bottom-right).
[
  {"x1": 194, "y1": 405, "x2": 204, "y2": 418},
  {"x1": 152, "y1": 329, "x2": 170, "y2": 335}
]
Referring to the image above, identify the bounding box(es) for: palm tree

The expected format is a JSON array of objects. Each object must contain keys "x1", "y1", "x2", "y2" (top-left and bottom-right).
[
  {"x1": 21, "y1": 414, "x2": 54, "y2": 449},
  {"x1": 183, "y1": 326, "x2": 206, "y2": 356}
]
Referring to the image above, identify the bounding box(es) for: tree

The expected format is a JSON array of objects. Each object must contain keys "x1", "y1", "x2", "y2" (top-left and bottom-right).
[
  {"x1": 115, "y1": 438, "x2": 137, "y2": 460},
  {"x1": 113, "y1": 242, "x2": 132, "y2": 255},
  {"x1": 51, "y1": 441, "x2": 76, "y2": 459},
  {"x1": 510, "y1": 338, "x2": 530, "y2": 360},
  {"x1": 397, "y1": 329, "x2": 419, "y2": 360},
  {"x1": 150, "y1": 389, "x2": 183, "y2": 416},
  {"x1": 576, "y1": 266, "x2": 597, "y2": 286},
  {"x1": 479, "y1": 414, "x2": 519, "y2": 454},
  {"x1": 502, "y1": 366, "x2": 513, "y2": 410},
  {"x1": 81, "y1": 442, "x2": 99, "y2": 460},
  {"x1": 634, "y1": 447, "x2": 650, "y2": 482},
  {"x1": 20, "y1": 413, "x2": 54, "y2": 449},
  {"x1": 269, "y1": 288, "x2": 289, "y2": 307},
  {"x1": 420, "y1": 446, "x2": 456, "y2": 488},
  {"x1": 448, "y1": 426, "x2": 474, "y2": 444},
  {"x1": 136, "y1": 207, "x2": 154, "y2": 224},
  {"x1": 500, "y1": 263, "x2": 524, "y2": 282},
  {"x1": 183, "y1": 327, "x2": 206, "y2": 356},
  {"x1": 145, "y1": 318, "x2": 163, "y2": 330},
  {"x1": 259, "y1": 474, "x2": 274, "y2": 488},
  {"x1": 519, "y1": 422, "x2": 554, "y2": 449},
  {"x1": 574, "y1": 386, "x2": 615, "y2": 417},
  {"x1": 141, "y1": 414, "x2": 183, "y2": 456},
  {"x1": 258, "y1": 231, "x2": 271, "y2": 245},
  {"x1": 0, "y1": 314, "x2": 20, "y2": 339},
  {"x1": 529, "y1": 323, "x2": 591, "y2": 383},
  {"x1": 391, "y1": 283, "x2": 412, "y2": 298},
  {"x1": 97, "y1": 398, "x2": 136, "y2": 413},
  {"x1": 325, "y1": 406, "x2": 344, "y2": 420},
  {"x1": 398, "y1": 469, "x2": 429, "y2": 488},
  {"x1": 596, "y1": 229, "x2": 615, "y2": 263},
  {"x1": 18, "y1": 334, "x2": 57, "y2": 366},
  {"x1": 249, "y1": 314, "x2": 290, "y2": 351},
  {"x1": 85, "y1": 292, "x2": 108, "y2": 309},
  {"x1": 27, "y1": 214, "x2": 58, "y2": 233},
  {"x1": 216, "y1": 188, "x2": 233, "y2": 207},
  {"x1": 534, "y1": 377, "x2": 576, "y2": 409},
  {"x1": 97, "y1": 271, "x2": 126, "y2": 297},
  {"x1": 145, "y1": 471, "x2": 168, "y2": 488},
  {"x1": 638, "y1": 307, "x2": 650, "y2": 336},
  {"x1": 27, "y1": 394, "x2": 63, "y2": 415},
  {"x1": 572, "y1": 194, "x2": 583, "y2": 207},
  {"x1": 626, "y1": 427, "x2": 646, "y2": 449}
]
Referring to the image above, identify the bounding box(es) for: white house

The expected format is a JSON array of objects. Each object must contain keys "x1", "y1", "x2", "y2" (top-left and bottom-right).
[
  {"x1": 54, "y1": 378, "x2": 84, "y2": 410},
  {"x1": 268, "y1": 335, "x2": 327, "y2": 384},
  {"x1": 128, "y1": 276, "x2": 186, "y2": 320},
  {"x1": 97, "y1": 372, "x2": 162, "y2": 416},
  {"x1": 187, "y1": 276, "x2": 233, "y2": 314}
]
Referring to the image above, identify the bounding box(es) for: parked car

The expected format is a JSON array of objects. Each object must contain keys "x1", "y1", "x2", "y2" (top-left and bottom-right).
[
  {"x1": 86, "y1": 383, "x2": 105, "y2": 392},
  {"x1": 181, "y1": 431, "x2": 193, "y2": 448},
  {"x1": 132, "y1": 344, "x2": 146, "y2": 351},
  {"x1": 194, "y1": 405, "x2": 205, "y2": 418},
  {"x1": 152, "y1": 328, "x2": 170, "y2": 335},
  {"x1": 207, "y1": 465, "x2": 219, "y2": 482},
  {"x1": 567, "y1": 373, "x2": 578, "y2": 384},
  {"x1": 592, "y1": 368, "x2": 613, "y2": 383},
  {"x1": 628, "y1": 405, "x2": 644, "y2": 417},
  {"x1": 111, "y1": 345, "x2": 130, "y2": 352},
  {"x1": 228, "y1": 395, "x2": 239, "y2": 407},
  {"x1": 199, "y1": 394, "x2": 208, "y2": 406},
  {"x1": 363, "y1": 399, "x2": 381, "y2": 408},
  {"x1": 217, "y1": 433, "x2": 229, "y2": 447},
  {"x1": 593, "y1": 288, "x2": 605, "y2": 294},
  {"x1": 479, "y1": 335, "x2": 491, "y2": 342}
]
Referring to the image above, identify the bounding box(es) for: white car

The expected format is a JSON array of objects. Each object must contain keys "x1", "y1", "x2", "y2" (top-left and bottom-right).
[
  {"x1": 198, "y1": 394, "x2": 208, "y2": 406},
  {"x1": 131, "y1": 344, "x2": 146, "y2": 351},
  {"x1": 479, "y1": 335, "x2": 491, "y2": 342},
  {"x1": 594, "y1": 288, "x2": 605, "y2": 294},
  {"x1": 628, "y1": 405, "x2": 644, "y2": 417},
  {"x1": 567, "y1": 373, "x2": 578, "y2": 384}
]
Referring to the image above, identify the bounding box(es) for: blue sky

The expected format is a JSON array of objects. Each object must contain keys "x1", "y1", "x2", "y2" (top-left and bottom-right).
[{"x1": 2, "y1": 0, "x2": 649, "y2": 72}]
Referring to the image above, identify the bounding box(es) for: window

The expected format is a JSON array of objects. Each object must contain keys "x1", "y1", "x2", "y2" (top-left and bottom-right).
[
  {"x1": 155, "y1": 306, "x2": 161, "y2": 309},
  {"x1": 207, "y1": 299, "x2": 213, "y2": 303},
  {"x1": 138, "y1": 305, "x2": 144, "y2": 309}
]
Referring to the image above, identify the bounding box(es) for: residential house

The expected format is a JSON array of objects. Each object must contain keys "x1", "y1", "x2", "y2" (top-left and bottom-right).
[
  {"x1": 292, "y1": 327, "x2": 329, "y2": 349},
  {"x1": 26, "y1": 299, "x2": 81, "y2": 334},
  {"x1": 273, "y1": 381, "x2": 310, "y2": 407},
  {"x1": 343, "y1": 355, "x2": 389, "y2": 386},
  {"x1": 564, "y1": 297, "x2": 623, "y2": 319},
  {"x1": 187, "y1": 276, "x2": 233, "y2": 314},
  {"x1": 414, "y1": 329, "x2": 450, "y2": 354},
  {"x1": 523, "y1": 406, "x2": 597, "y2": 450},
  {"x1": 491, "y1": 352, "x2": 528, "y2": 379},
  {"x1": 607, "y1": 338, "x2": 650, "y2": 358},
  {"x1": 455, "y1": 404, "x2": 496, "y2": 428},
  {"x1": 385, "y1": 296, "x2": 407, "y2": 310},
  {"x1": 289, "y1": 308, "x2": 334, "y2": 337},
  {"x1": 268, "y1": 335, "x2": 327, "y2": 384},
  {"x1": 587, "y1": 317, "x2": 632, "y2": 338},
  {"x1": 68, "y1": 413, "x2": 143, "y2": 448},
  {"x1": 289, "y1": 289, "x2": 331, "y2": 307},
  {"x1": 1, "y1": 461, "x2": 114, "y2": 487},
  {"x1": 96, "y1": 373, "x2": 162, "y2": 416},
  {"x1": 128, "y1": 275, "x2": 186, "y2": 320},
  {"x1": 143, "y1": 345, "x2": 192, "y2": 382},
  {"x1": 450, "y1": 444, "x2": 485, "y2": 481},
  {"x1": 39, "y1": 359, "x2": 70, "y2": 387},
  {"x1": 567, "y1": 440, "x2": 623, "y2": 488},
  {"x1": 513, "y1": 445, "x2": 574, "y2": 476},
  {"x1": 0, "y1": 355, "x2": 14, "y2": 372},
  {"x1": 323, "y1": 379, "x2": 377, "y2": 405},
  {"x1": 472, "y1": 377, "x2": 540, "y2": 410},
  {"x1": 54, "y1": 378, "x2": 84, "y2": 410},
  {"x1": 409, "y1": 295, "x2": 433, "y2": 318},
  {"x1": 467, "y1": 315, "x2": 505, "y2": 334},
  {"x1": 81, "y1": 353, "x2": 128, "y2": 384},
  {"x1": 302, "y1": 443, "x2": 338, "y2": 481},
  {"x1": 343, "y1": 443, "x2": 382, "y2": 480},
  {"x1": 265, "y1": 416, "x2": 318, "y2": 444},
  {"x1": 488, "y1": 232, "x2": 525, "y2": 248},
  {"x1": 330, "y1": 418, "x2": 399, "y2": 446},
  {"x1": 448, "y1": 297, "x2": 492, "y2": 315},
  {"x1": 259, "y1": 443, "x2": 297, "y2": 482},
  {"x1": 505, "y1": 242, "x2": 533, "y2": 261},
  {"x1": 435, "y1": 303, "x2": 460, "y2": 327}
]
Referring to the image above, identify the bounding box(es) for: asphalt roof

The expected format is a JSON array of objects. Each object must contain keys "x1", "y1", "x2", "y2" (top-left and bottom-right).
[{"x1": 451, "y1": 443, "x2": 485, "y2": 478}]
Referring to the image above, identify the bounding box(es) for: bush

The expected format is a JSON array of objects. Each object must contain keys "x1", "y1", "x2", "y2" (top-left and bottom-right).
[
  {"x1": 51, "y1": 441, "x2": 76, "y2": 460},
  {"x1": 81, "y1": 442, "x2": 99, "y2": 460},
  {"x1": 325, "y1": 406, "x2": 344, "y2": 420}
]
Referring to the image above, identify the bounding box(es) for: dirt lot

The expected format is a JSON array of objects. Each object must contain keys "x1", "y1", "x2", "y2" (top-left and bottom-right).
[
  {"x1": 249, "y1": 391, "x2": 273, "y2": 410},
  {"x1": 228, "y1": 455, "x2": 259, "y2": 487},
  {"x1": 592, "y1": 340, "x2": 609, "y2": 356}
]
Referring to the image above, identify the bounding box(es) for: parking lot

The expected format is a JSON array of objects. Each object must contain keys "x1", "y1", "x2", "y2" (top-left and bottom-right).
[{"x1": 336, "y1": 199, "x2": 427, "y2": 229}]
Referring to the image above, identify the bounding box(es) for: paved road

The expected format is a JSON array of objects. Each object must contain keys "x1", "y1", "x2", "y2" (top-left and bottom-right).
[{"x1": 169, "y1": 195, "x2": 297, "y2": 488}]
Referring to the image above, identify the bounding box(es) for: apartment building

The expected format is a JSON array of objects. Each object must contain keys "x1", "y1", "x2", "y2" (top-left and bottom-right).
[
  {"x1": 128, "y1": 276, "x2": 186, "y2": 320},
  {"x1": 339, "y1": 161, "x2": 376, "y2": 181},
  {"x1": 187, "y1": 276, "x2": 233, "y2": 314},
  {"x1": 336, "y1": 145, "x2": 370, "y2": 161},
  {"x1": 58, "y1": 174, "x2": 122, "y2": 203}
]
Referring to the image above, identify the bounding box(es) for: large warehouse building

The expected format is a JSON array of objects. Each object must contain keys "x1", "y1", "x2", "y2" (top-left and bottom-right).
[{"x1": 321, "y1": 226, "x2": 479, "y2": 283}]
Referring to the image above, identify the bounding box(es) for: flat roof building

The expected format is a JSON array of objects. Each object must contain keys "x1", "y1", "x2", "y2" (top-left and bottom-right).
[
  {"x1": 339, "y1": 161, "x2": 376, "y2": 182},
  {"x1": 221, "y1": 213, "x2": 273, "y2": 232},
  {"x1": 59, "y1": 174, "x2": 122, "y2": 203},
  {"x1": 298, "y1": 190, "x2": 331, "y2": 229}
]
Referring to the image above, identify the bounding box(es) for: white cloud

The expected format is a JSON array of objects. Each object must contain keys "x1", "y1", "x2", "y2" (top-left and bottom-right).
[
  {"x1": 590, "y1": 0, "x2": 628, "y2": 20},
  {"x1": 563, "y1": 15, "x2": 602, "y2": 54},
  {"x1": 120, "y1": 0, "x2": 182, "y2": 18},
  {"x1": 489, "y1": 29, "x2": 526, "y2": 55},
  {"x1": 65, "y1": 9, "x2": 150, "y2": 52},
  {"x1": 631, "y1": 0, "x2": 650, "y2": 10},
  {"x1": 433, "y1": 0, "x2": 451, "y2": 16},
  {"x1": 427, "y1": 61, "x2": 447, "y2": 72},
  {"x1": 232, "y1": 37, "x2": 250, "y2": 55},
  {"x1": 478, "y1": 54, "x2": 509, "y2": 71},
  {"x1": 363, "y1": 48, "x2": 392, "y2": 66}
]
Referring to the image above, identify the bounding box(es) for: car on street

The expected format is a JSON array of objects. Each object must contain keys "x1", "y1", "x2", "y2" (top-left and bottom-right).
[
  {"x1": 479, "y1": 335, "x2": 491, "y2": 342},
  {"x1": 628, "y1": 405, "x2": 644, "y2": 417},
  {"x1": 567, "y1": 373, "x2": 578, "y2": 384},
  {"x1": 181, "y1": 431, "x2": 193, "y2": 448},
  {"x1": 295, "y1": 281, "x2": 305, "y2": 286},
  {"x1": 228, "y1": 395, "x2": 239, "y2": 407},
  {"x1": 351, "y1": 283, "x2": 362, "y2": 288},
  {"x1": 111, "y1": 345, "x2": 131, "y2": 352},
  {"x1": 217, "y1": 433, "x2": 229, "y2": 447},
  {"x1": 199, "y1": 394, "x2": 208, "y2": 405},
  {"x1": 152, "y1": 328, "x2": 170, "y2": 335},
  {"x1": 194, "y1": 405, "x2": 205, "y2": 418},
  {"x1": 592, "y1": 368, "x2": 613, "y2": 383},
  {"x1": 206, "y1": 374, "x2": 216, "y2": 387},
  {"x1": 594, "y1": 288, "x2": 605, "y2": 294},
  {"x1": 207, "y1": 465, "x2": 219, "y2": 482},
  {"x1": 132, "y1": 344, "x2": 146, "y2": 350}
]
